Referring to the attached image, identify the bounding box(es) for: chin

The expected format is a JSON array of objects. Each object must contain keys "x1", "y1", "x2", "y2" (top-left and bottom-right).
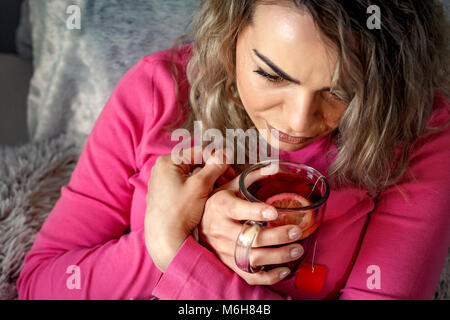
[
  {"x1": 277, "y1": 142, "x2": 305, "y2": 152},
  {"x1": 277, "y1": 140, "x2": 315, "y2": 152}
]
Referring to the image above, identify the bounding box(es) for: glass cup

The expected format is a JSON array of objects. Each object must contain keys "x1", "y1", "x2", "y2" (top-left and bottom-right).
[{"x1": 234, "y1": 160, "x2": 330, "y2": 273}]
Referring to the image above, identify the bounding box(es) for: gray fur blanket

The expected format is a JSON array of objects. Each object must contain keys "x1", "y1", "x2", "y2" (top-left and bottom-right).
[
  {"x1": 0, "y1": 134, "x2": 448, "y2": 299},
  {"x1": 0, "y1": 134, "x2": 80, "y2": 300}
]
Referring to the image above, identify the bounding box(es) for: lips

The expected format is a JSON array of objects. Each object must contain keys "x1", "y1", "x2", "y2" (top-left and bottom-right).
[{"x1": 266, "y1": 122, "x2": 315, "y2": 145}]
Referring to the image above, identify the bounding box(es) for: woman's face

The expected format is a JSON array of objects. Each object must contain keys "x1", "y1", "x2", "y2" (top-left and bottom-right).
[{"x1": 236, "y1": 3, "x2": 348, "y2": 152}]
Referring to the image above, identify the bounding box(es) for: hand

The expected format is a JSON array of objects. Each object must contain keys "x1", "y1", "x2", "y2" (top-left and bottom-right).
[
  {"x1": 144, "y1": 147, "x2": 233, "y2": 272},
  {"x1": 199, "y1": 177, "x2": 305, "y2": 285}
]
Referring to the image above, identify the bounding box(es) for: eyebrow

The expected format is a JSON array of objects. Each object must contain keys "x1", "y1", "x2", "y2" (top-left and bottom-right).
[{"x1": 253, "y1": 49, "x2": 331, "y2": 91}]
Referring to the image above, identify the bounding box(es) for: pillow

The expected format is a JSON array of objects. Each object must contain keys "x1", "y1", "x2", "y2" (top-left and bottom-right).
[{"x1": 27, "y1": 0, "x2": 199, "y2": 146}]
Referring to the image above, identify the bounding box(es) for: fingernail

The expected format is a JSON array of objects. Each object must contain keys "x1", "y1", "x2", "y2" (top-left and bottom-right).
[
  {"x1": 280, "y1": 269, "x2": 290, "y2": 279},
  {"x1": 290, "y1": 247, "x2": 303, "y2": 258},
  {"x1": 261, "y1": 207, "x2": 278, "y2": 220},
  {"x1": 288, "y1": 228, "x2": 301, "y2": 240}
]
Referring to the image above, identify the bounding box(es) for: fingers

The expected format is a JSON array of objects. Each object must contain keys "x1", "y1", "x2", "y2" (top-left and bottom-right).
[
  {"x1": 171, "y1": 145, "x2": 205, "y2": 166},
  {"x1": 253, "y1": 224, "x2": 303, "y2": 247},
  {"x1": 202, "y1": 218, "x2": 303, "y2": 286},
  {"x1": 212, "y1": 222, "x2": 304, "y2": 271},
  {"x1": 165, "y1": 146, "x2": 230, "y2": 195},
  {"x1": 209, "y1": 189, "x2": 278, "y2": 222},
  {"x1": 192, "y1": 159, "x2": 229, "y2": 184},
  {"x1": 165, "y1": 147, "x2": 236, "y2": 188},
  {"x1": 236, "y1": 266, "x2": 292, "y2": 286},
  {"x1": 188, "y1": 152, "x2": 231, "y2": 193},
  {"x1": 171, "y1": 146, "x2": 234, "y2": 169},
  {"x1": 221, "y1": 255, "x2": 292, "y2": 286},
  {"x1": 250, "y1": 243, "x2": 304, "y2": 268},
  {"x1": 173, "y1": 147, "x2": 235, "y2": 189}
]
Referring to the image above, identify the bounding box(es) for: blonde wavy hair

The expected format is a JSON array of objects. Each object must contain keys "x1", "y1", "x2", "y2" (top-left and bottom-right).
[{"x1": 171, "y1": 0, "x2": 449, "y2": 195}]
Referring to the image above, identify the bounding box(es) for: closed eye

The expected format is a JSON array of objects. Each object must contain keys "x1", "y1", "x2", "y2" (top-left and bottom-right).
[{"x1": 254, "y1": 68, "x2": 284, "y2": 83}]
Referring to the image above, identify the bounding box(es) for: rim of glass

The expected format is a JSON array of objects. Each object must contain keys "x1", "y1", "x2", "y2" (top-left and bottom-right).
[{"x1": 239, "y1": 159, "x2": 330, "y2": 210}]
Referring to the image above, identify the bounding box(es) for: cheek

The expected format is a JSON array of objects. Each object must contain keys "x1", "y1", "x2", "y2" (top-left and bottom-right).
[
  {"x1": 237, "y1": 75, "x2": 260, "y2": 113},
  {"x1": 321, "y1": 102, "x2": 347, "y2": 129}
]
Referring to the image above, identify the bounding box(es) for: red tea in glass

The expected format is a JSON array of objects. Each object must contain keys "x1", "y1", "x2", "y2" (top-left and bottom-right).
[{"x1": 235, "y1": 160, "x2": 329, "y2": 274}]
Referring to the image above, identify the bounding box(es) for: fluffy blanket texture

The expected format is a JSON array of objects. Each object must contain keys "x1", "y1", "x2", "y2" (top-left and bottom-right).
[
  {"x1": 0, "y1": 134, "x2": 80, "y2": 300},
  {"x1": 0, "y1": 134, "x2": 448, "y2": 299}
]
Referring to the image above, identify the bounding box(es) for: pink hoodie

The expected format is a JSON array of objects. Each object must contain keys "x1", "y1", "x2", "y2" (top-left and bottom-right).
[{"x1": 17, "y1": 46, "x2": 450, "y2": 300}]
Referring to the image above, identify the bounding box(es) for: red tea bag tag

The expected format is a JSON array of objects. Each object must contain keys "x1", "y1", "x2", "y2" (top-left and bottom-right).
[
  {"x1": 295, "y1": 240, "x2": 326, "y2": 294},
  {"x1": 295, "y1": 261, "x2": 327, "y2": 294}
]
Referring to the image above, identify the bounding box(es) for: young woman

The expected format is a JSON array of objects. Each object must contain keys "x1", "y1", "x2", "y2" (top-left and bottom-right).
[{"x1": 18, "y1": 0, "x2": 449, "y2": 299}]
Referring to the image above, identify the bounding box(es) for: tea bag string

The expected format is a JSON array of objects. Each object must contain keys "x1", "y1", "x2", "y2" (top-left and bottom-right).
[
  {"x1": 306, "y1": 175, "x2": 323, "y2": 273},
  {"x1": 311, "y1": 239, "x2": 318, "y2": 273},
  {"x1": 306, "y1": 175, "x2": 325, "y2": 200}
]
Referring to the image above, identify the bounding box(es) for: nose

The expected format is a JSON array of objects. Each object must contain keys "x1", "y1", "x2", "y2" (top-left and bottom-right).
[{"x1": 285, "y1": 90, "x2": 319, "y2": 135}]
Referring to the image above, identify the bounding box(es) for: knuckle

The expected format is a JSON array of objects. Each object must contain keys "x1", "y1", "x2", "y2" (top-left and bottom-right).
[
  {"x1": 243, "y1": 273, "x2": 275, "y2": 286},
  {"x1": 256, "y1": 227, "x2": 290, "y2": 247},
  {"x1": 204, "y1": 196, "x2": 216, "y2": 213},
  {"x1": 190, "y1": 172, "x2": 208, "y2": 185},
  {"x1": 220, "y1": 191, "x2": 240, "y2": 219},
  {"x1": 249, "y1": 252, "x2": 261, "y2": 268},
  {"x1": 209, "y1": 191, "x2": 227, "y2": 211},
  {"x1": 206, "y1": 223, "x2": 221, "y2": 239},
  {"x1": 267, "y1": 274, "x2": 280, "y2": 286},
  {"x1": 253, "y1": 229, "x2": 273, "y2": 247},
  {"x1": 205, "y1": 193, "x2": 229, "y2": 220},
  {"x1": 204, "y1": 196, "x2": 213, "y2": 211},
  {"x1": 228, "y1": 200, "x2": 242, "y2": 219},
  {"x1": 244, "y1": 276, "x2": 257, "y2": 286}
]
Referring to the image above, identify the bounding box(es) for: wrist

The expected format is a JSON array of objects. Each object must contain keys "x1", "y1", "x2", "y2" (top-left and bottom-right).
[{"x1": 159, "y1": 232, "x2": 190, "y2": 271}]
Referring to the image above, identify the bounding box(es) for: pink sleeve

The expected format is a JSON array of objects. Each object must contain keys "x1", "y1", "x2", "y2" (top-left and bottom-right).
[
  {"x1": 153, "y1": 236, "x2": 293, "y2": 300},
  {"x1": 17, "y1": 60, "x2": 163, "y2": 299},
  {"x1": 339, "y1": 104, "x2": 450, "y2": 299}
]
